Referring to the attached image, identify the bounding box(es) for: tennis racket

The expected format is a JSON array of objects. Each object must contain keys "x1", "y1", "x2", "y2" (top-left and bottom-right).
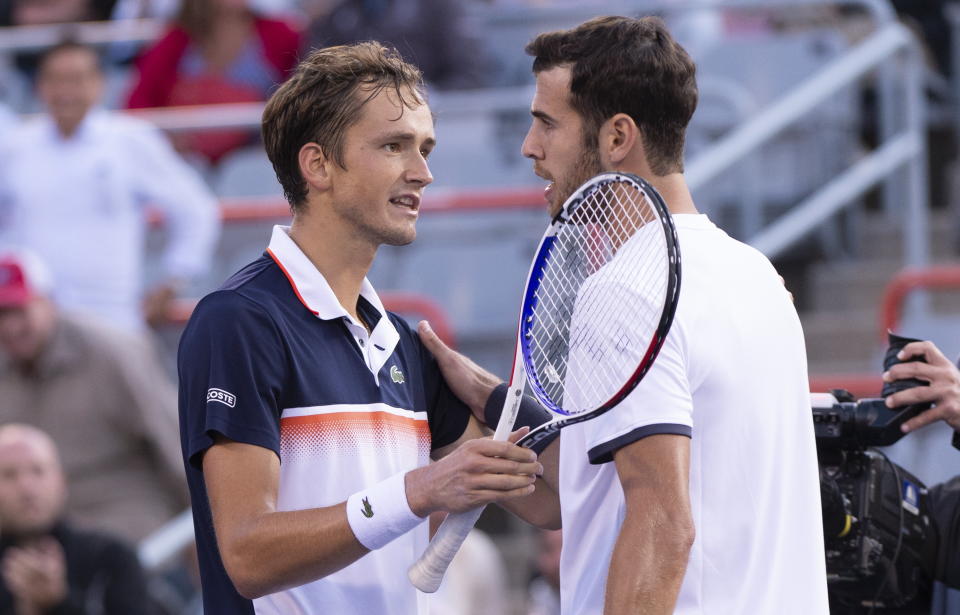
[{"x1": 408, "y1": 171, "x2": 681, "y2": 593}]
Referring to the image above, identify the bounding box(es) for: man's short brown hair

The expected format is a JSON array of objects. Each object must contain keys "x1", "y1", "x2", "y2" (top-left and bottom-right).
[
  {"x1": 262, "y1": 42, "x2": 426, "y2": 212},
  {"x1": 526, "y1": 16, "x2": 698, "y2": 175}
]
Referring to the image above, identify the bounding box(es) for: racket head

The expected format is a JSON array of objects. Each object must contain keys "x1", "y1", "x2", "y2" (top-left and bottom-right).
[{"x1": 518, "y1": 172, "x2": 680, "y2": 418}]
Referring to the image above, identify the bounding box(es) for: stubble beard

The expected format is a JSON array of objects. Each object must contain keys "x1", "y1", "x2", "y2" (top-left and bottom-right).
[{"x1": 552, "y1": 144, "x2": 603, "y2": 216}]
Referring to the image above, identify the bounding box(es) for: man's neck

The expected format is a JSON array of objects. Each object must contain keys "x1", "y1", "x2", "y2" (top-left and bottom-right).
[
  {"x1": 288, "y1": 212, "x2": 376, "y2": 323},
  {"x1": 647, "y1": 173, "x2": 698, "y2": 216},
  {"x1": 55, "y1": 120, "x2": 81, "y2": 139}
]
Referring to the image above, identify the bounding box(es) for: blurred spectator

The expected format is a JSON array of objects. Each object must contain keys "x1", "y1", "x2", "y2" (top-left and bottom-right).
[
  {"x1": 110, "y1": 0, "x2": 179, "y2": 20},
  {"x1": 110, "y1": 0, "x2": 303, "y2": 21},
  {"x1": 0, "y1": 250, "x2": 187, "y2": 543},
  {"x1": 0, "y1": 41, "x2": 219, "y2": 332},
  {"x1": 527, "y1": 529, "x2": 561, "y2": 615},
  {"x1": 429, "y1": 521, "x2": 509, "y2": 615},
  {"x1": 0, "y1": 423, "x2": 155, "y2": 614},
  {"x1": 126, "y1": 0, "x2": 301, "y2": 162},
  {"x1": 304, "y1": 0, "x2": 490, "y2": 90},
  {"x1": 0, "y1": 0, "x2": 115, "y2": 26},
  {"x1": 0, "y1": 104, "x2": 15, "y2": 138},
  {"x1": 891, "y1": 0, "x2": 954, "y2": 77}
]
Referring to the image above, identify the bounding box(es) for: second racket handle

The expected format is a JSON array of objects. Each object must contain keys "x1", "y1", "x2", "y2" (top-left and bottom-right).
[{"x1": 407, "y1": 506, "x2": 485, "y2": 593}]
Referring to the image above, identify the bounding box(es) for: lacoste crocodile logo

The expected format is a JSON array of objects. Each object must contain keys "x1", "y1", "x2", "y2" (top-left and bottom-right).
[
  {"x1": 361, "y1": 497, "x2": 374, "y2": 518},
  {"x1": 390, "y1": 365, "x2": 405, "y2": 384}
]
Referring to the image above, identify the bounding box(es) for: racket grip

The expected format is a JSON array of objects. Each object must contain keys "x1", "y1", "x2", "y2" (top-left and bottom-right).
[{"x1": 407, "y1": 505, "x2": 485, "y2": 593}]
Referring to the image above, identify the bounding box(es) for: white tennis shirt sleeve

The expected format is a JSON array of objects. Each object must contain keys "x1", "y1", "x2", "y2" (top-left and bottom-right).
[{"x1": 567, "y1": 277, "x2": 693, "y2": 465}]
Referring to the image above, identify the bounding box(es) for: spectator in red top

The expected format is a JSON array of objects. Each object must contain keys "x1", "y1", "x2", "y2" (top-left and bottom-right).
[{"x1": 126, "y1": 0, "x2": 301, "y2": 163}]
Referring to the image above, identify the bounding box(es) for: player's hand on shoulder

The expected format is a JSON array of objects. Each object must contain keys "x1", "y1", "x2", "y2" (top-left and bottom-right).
[
  {"x1": 406, "y1": 428, "x2": 541, "y2": 515},
  {"x1": 883, "y1": 340, "x2": 960, "y2": 433},
  {"x1": 418, "y1": 320, "x2": 501, "y2": 421}
]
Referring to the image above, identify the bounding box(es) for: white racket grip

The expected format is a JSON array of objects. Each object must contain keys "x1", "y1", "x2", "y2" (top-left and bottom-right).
[
  {"x1": 407, "y1": 505, "x2": 484, "y2": 593},
  {"x1": 408, "y1": 383, "x2": 525, "y2": 592}
]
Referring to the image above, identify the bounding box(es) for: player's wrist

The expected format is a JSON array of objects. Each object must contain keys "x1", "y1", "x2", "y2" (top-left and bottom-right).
[
  {"x1": 403, "y1": 466, "x2": 436, "y2": 517},
  {"x1": 346, "y1": 472, "x2": 426, "y2": 550},
  {"x1": 484, "y1": 384, "x2": 552, "y2": 429}
]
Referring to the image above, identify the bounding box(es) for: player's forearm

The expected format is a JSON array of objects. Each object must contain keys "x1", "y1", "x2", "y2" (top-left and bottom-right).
[
  {"x1": 603, "y1": 513, "x2": 694, "y2": 615},
  {"x1": 499, "y1": 437, "x2": 561, "y2": 529},
  {"x1": 499, "y1": 476, "x2": 561, "y2": 529},
  {"x1": 218, "y1": 502, "x2": 369, "y2": 599}
]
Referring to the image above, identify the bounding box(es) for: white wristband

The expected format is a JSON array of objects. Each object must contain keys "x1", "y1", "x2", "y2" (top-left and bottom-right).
[{"x1": 346, "y1": 472, "x2": 425, "y2": 550}]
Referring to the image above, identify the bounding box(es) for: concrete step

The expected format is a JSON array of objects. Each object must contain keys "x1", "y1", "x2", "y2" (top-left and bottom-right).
[
  {"x1": 799, "y1": 310, "x2": 883, "y2": 373},
  {"x1": 806, "y1": 259, "x2": 901, "y2": 312},
  {"x1": 806, "y1": 259, "x2": 960, "y2": 316},
  {"x1": 851, "y1": 209, "x2": 958, "y2": 261}
]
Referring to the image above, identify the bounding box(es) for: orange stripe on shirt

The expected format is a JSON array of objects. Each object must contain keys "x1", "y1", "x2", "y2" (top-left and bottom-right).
[{"x1": 281, "y1": 410, "x2": 427, "y2": 430}]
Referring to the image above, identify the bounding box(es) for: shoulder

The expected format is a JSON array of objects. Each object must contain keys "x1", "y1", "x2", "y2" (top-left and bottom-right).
[
  {"x1": 2, "y1": 117, "x2": 45, "y2": 152},
  {"x1": 387, "y1": 313, "x2": 430, "y2": 361},
  {"x1": 92, "y1": 109, "x2": 166, "y2": 142},
  {"x1": 254, "y1": 17, "x2": 302, "y2": 71},
  {"x1": 387, "y1": 311, "x2": 415, "y2": 338},
  {"x1": 137, "y1": 26, "x2": 191, "y2": 65},
  {"x1": 100, "y1": 112, "x2": 167, "y2": 144},
  {"x1": 183, "y1": 257, "x2": 287, "y2": 341},
  {"x1": 253, "y1": 16, "x2": 300, "y2": 42},
  {"x1": 187, "y1": 288, "x2": 275, "y2": 337}
]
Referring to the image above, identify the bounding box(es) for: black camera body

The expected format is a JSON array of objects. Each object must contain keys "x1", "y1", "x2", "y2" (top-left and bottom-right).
[
  {"x1": 815, "y1": 333, "x2": 938, "y2": 610},
  {"x1": 815, "y1": 394, "x2": 936, "y2": 607}
]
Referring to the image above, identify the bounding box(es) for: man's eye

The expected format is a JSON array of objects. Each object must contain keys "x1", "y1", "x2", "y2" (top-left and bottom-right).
[{"x1": 385, "y1": 143, "x2": 401, "y2": 153}]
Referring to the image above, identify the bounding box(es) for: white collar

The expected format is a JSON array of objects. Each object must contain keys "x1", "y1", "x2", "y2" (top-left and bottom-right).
[{"x1": 266, "y1": 225, "x2": 400, "y2": 382}]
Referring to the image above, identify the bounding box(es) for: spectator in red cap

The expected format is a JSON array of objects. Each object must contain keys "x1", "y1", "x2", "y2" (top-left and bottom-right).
[{"x1": 0, "y1": 249, "x2": 187, "y2": 544}]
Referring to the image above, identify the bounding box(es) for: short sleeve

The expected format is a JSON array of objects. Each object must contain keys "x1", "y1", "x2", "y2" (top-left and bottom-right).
[
  {"x1": 178, "y1": 291, "x2": 287, "y2": 468},
  {"x1": 569, "y1": 280, "x2": 693, "y2": 465},
  {"x1": 415, "y1": 335, "x2": 470, "y2": 451}
]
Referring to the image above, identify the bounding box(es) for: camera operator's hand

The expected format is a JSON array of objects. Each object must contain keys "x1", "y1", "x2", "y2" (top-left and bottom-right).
[{"x1": 882, "y1": 340, "x2": 960, "y2": 434}]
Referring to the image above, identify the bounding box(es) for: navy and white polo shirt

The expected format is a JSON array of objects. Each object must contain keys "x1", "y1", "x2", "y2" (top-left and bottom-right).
[{"x1": 178, "y1": 225, "x2": 470, "y2": 615}]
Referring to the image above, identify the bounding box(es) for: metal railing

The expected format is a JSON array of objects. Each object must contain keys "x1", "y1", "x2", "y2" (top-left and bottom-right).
[
  {"x1": 0, "y1": 18, "x2": 162, "y2": 53},
  {"x1": 879, "y1": 265, "x2": 960, "y2": 336},
  {"x1": 705, "y1": 20, "x2": 928, "y2": 266}
]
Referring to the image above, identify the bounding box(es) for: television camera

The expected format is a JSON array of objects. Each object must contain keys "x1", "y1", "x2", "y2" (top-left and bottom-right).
[{"x1": 814, "y1": 333, "x2": 940, "y2": 611}]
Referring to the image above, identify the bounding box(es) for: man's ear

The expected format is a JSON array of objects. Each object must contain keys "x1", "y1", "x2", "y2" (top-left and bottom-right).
[
  {"x1": 600, "y1": 113, "x2": 640, "y2": 166},
  {"x1": 299, "y1": 142, "x2": 331, "y2": 193}
]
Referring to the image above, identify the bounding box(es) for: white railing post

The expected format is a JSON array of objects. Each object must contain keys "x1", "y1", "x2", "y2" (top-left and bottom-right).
[{"x1": 903, "y1": 36, "x2": 930, "y2": 269}]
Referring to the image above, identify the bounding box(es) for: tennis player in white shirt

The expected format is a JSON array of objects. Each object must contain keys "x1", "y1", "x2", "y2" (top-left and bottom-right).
[{"x1": 423, "y1": 15, "x2": 829, "y2": 615}]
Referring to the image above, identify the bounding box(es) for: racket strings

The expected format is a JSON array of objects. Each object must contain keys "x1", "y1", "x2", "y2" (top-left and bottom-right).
[{"x1": 526, "y1": 180, "x2": 670, "y2": 414}]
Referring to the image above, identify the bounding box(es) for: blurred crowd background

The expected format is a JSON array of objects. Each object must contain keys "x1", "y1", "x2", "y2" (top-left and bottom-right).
[{"x1": 0, "y1": 0, "x2": 958, "y2": 613}]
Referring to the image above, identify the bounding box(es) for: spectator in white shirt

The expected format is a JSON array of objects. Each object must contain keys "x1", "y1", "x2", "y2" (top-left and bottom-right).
[
  {"x1": 0, "y1": 104, "x2": 16, "y2": 140},
  {"x1": 0, "y1": 40, "x2": 220, "y2": 332}
]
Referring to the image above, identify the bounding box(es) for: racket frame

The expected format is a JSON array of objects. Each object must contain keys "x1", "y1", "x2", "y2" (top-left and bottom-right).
[{"x1": 408, "y1": 171, "x2": 681, "y2": 591}]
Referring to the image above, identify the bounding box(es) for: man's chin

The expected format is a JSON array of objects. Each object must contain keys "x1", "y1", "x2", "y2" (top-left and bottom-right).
[{"x1": 382, "y1": 229, "x2": 416, "y2": 247}]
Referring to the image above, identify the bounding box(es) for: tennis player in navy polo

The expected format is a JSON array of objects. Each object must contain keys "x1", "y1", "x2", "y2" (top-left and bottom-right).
[{"x1": 177, "y1": 43, "x2": 555, "y2": 614}]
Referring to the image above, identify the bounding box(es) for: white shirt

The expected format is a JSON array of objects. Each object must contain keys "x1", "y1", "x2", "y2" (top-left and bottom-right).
[
  {"x1": 0, "y1": 105, "x2": 16, "y2": 139},
  {"x1": 558, "y1": 214, "x2": 828, "y2": 614},
  {"x1": 0, "y1": 109, "x2": 219, "y2": 331}
]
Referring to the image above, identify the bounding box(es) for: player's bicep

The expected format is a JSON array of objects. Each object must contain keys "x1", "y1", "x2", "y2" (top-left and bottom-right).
[
  {"x1": 613, "y1": 434, "x2": 691, "y2": 518},
  {"x1": 202, "y1": 435, "x2": 281, "y2": 560}
]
